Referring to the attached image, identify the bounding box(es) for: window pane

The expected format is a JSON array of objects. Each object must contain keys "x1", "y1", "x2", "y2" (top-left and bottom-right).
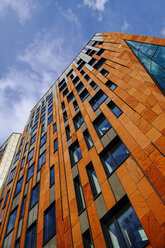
[
  {"x1": 117, "y1": 206, "x2": 148, "y2": 248},
  {"x1": 20, "y1": 196, "x2": 26, "y2": 219},
  {"x1": 53, "y1": 123, "x2": 57, "y2": 133},
  {"x1": 112, "y1": 143, "x2": 130, "y2": 166},
  {"x1": 26, "y1": 163, "x2": 35, "y2": 182},
  {"x1": 103, "y1": 153, "x2": 116, "y2": 175},
  {"x1": 3, "y1": 191, "x2": 9, "y2": 208},
  {"x1": 6, "y1": 207, "x2": 17, "y2": 235},
  {"x1": 97, "y1": 117, "x2": 111, "y2": 137},
  {"x1": 50, "y1": 166, "x2": 55, "y2": 187},
  {"x1": 108, "y1": 222, "x2": 123, "y2": 248},
  {"x1": 91, "y1": 170, "x2": 101, "y2": 195},
  {"x1": 54, "y1": 139, "x2": 58, "y2": 152},
  {"x1": 43, "y1": 203, "x2": 56, "y2": 244},
  {"x1": 14, "y1": 178, "x2": 23, "y2": 196},
  {"x1": 25, "y1": 223, "x2": 36, "y2": 248},
  {"x1": 30, "y1": 184, "x2": 40, "y2": 208}
]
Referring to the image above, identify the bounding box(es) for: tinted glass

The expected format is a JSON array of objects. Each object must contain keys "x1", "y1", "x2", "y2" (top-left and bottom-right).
[
  {"x1": 25, "y1": 223, "x2": 36, "y2": 248},
  {"x1": 30, "y1": 184, "x2": 40, "y2": 208},
  {"x1": 14, "y1": 177, "x2": 23, "y2": 196},
  {"x1": 43, "y1": 204, "x2": 56, "y2": 244},
  {"x1": 26, "y1": 163, "x2": 35, "y2": 182},
  {"x1": 50, "y1": 167, "x2": 55, "y2": 187},
  {"x1": 112, "y1": 142, "x2": 130, "y2": 166},
  {"x1": 96, "y1": 117, "x2": 111, "y2": 137},
  {"x1": 6, "y1": 207, "x2": 17, "y2": 235}
]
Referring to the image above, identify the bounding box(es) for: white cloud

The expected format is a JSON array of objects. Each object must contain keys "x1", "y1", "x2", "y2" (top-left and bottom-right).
[
  {"x1": 61, "y1": 8, "x2": 80, "y2": 26},
  {"x1": 121, "y1": 19, "x2": 131, "y2": 32},
  {"x1": 161, "y1": 27, "x2": 165, "y2": 37},
  {"x1": 0, "y1": 29, "x2": 75, "y2": 145},
  {"x1": 0, "y1": 0, "x2": 35, "y2": 24},
  {"x1": 84, "y1": 0, "x2": 109, "y2": 11}
]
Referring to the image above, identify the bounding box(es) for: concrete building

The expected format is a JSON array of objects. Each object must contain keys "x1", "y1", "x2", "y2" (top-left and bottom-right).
[
  {"x1": 0, "y1": 32, "x2": 165, "y2": 248},
  {"x1": 0, "y1": 133, "x2": 21, "y2": 191}
]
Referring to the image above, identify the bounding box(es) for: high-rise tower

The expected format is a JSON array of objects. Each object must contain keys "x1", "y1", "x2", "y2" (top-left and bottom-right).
[{"x1": 0, "y1": 32, "x2": 165, "y2": 248}]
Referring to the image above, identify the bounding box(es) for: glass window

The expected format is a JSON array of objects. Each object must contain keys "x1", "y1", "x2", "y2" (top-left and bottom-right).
[
  {"x1": 101, "y1": 200, "x2": 149, "y2": 248},
  {"x1": 36, "y1": 106, "x2": 40, "y2": 114},
  {"x1": 25, "y1": 222, "x2": 37, "y2": 248},
  {"x1": 48, "y1": 105, "x2": 53, "y2": 114},
  {"x1": 90, "y1": 81, "x2": 97, "y2": 89},
  {"x1": 53, "y1": 123, "x2": 57, "y2": 133},
  {"x1": 43, "y1": 203, "x2": 56, "y2": 244},
  {"x1": 73, "y1": 100, "x2": 79, "y2": 110},
  {"x1": 54, "y1": 139, "x2": 58, "y2": 152},
  {"x1": 82, "y1": 229, "x2": 94, "y2": 248},
  {"x1": 40, "y1": 133, "x2": 47, "y2": 147},
  {"x1": 3, "y1": 191, "x2": 9, "y2": 208},
  {"x1": 100, "y1": 68, "x2": 109, "y2": 77},
  {"x1": 20, "y1": 196, "x2": 26, "y2": 219},
  {"x1": 35, "y1": 113, "x2": 39, "y2": 122},
  {"x1": 14, "y1": 151, "x2": 20, "y2": 163},
  {"x1": 100, "y1": 138, "x2": 130, "y2": 177},
  {"x1": 46, "y1": 92, "x2": 52, "y2": 101},
  {"x1": 6, "y1": 207, "x2": 17, "y2": 235},
  {"x1": 61, "y1": 102, "x2": 65, "y2": 110},
  {"x1": 24, "y1": 143, "x2": 28, "y2": 152},
  {"x1": 26, "y1": 163, "x2": 35, "y2": 182},
  {"x1": 63, "y1": 111, "x2": 68, "y2": 122},
  {"x1": 48, "y1": 98, "x2": 52, "y2": 106},
  {"x1": 67, "y1": 92, "x2": 74, "y2": 102},
  {"x1": 83, "y1": 130, "x2": 93, "y2": 150},
  {"x1": 38, "y1": 151, "x2": 46, "y2": 170},
  {"x1": 69, "y1": 141, "x2": 82, "y2": 167},
  {"x1": 108, "y1": 101, "x2": 122, "y2": 118},
  {"x1": 90, "y1": 90, "x2": 107, "y2": 110},
  {"x1": 86, "y1": 163, "x2": 101, "y2": 198},
  {"x1": 80, "y1": 89, "x2": 90, "y2": 102},
  {"x1": 73, "y1": 112, "x2": 84, "y2": 131},
  {"x1": 40, "y1": 114, "x2": 45, "y2": 123},
  {"x1": 30, "y1": 184, "x2": 40, "y2": 209},
  {"x1": 94, "y1": 114, "x2": 111, "y2": 137},
  {"x1": 74, "y1": 176, "x2": 85, "y2": 214},
  {"x1": 106, "y1": 80, "x2": 117, "y2": 91},
  {"x1": 41, "y1": 123, "x2": 45, "y2": 133},
  {"x1": 15, "y1": 239, "x2": 20, "y2": 248},
  {"x1": 30, "y1": 133, "x2": 36, "y2": 145},
  {"x1": 50, "y1": 166, "x2": 55, "y2": 187},
  {"x1": 76, "y1": 81, "x2": 84, "y2": 93},
  {"x1": 41, "y1": 105, "x2": 46, "y2": 114},
  {"x1": 94, "y1": 58, "x2": 106, "y2": 70},
  {"x1": 63, "y1": 87, "x2": 69, "y2": 97},
  {"x1": 14, "y1": 177, "x2": 23, "y2": 197},
  {"x1": 27, "y1": 148, "x2": 34, "y2": 163},
  {"x1": 66, "y1": 125, "x2": 71, "y2": 140},
  {"x1": 48, "y1": 115, "x2": 53, "y2": 125},
  {"x1": 8, "y1": 168, "x2": 16, "y2": 184},
  {"x1": 31, "y1": 122, "x2": 38, "y2": 134}
]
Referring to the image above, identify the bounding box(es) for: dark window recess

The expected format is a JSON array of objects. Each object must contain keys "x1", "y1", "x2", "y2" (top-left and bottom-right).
[
  {"x1": 21, "y1": 157, "x2": 25, "y2": 169},
  {"x1": 106, "y1": 80, "x2": 117, "y2": 91},
  {"x1": 41, "y1": 106, "x2": 46, "y2": 114},
  {"x1": 48, "y1": 98, "x2": 52, "y2": 106},
  {"x1": 80, "y1": 69, "x2": 85, "y2": 76},
  {"x1": 107, "y1": 101, "x2": 123, "y2": 118},
  {"x1": 59, "y1": 82, "x2": 67, "y2": 92},
  {"x1": 66, "y1": 69, "x2": 73, "y2": 78},
  {"x1": 77, "y1": 61, "x2": 85, "y2": 71},
  {"x1": 0, "y1": 199, "x2": 2, "y2": 207},
  {"x1": 26, "y1": 163, "x2": 35, "y2": 182},
  {"x1": 63, "y1": 111, "x2": 68, "y2": 122},
  {"x1": 30, "y1": 133, "x2": 36, "y2": 145},
  {"x1": 14, "y1": 177, "x2": 23, "y2": 197},
  {"x1": 96, "y1": 48, "x2": 105, "y2": 56},
  {"x1": 73, "y1": 100, "x2": 79, "y2": 110},
  {"x1": 73, "y1": 112, "x2": 84, "y2": 131},
  {"x1": 48, "y1": 105, "x2": 53, "y2": 114},
  {"x1": 27, "y1": 148, "x2": 34, "y2": 163},
  {"x1": 20, "y1": 196, "x2": 26, "y2": 219},
  {"x1": 43, "y1": 203, "x2": 56, "y2": 244},
  {"x1": 83, "y1": 130, "x2": 93, "y2": 150},
  {"x1": 61, "y1": 102, "x2": 65, "y2": 110},
  {"x1": 36, "y1": 106, "x2": 40, "y2": 114},
  {"x1": 15, "y1": 239, "x2": 20, "y2": 248},
  {"x1": 30, "y1": 184, "x2": 40, "y2": 209},
  {"x1": 14, "y1": 151, "x2": 20, "y2": 163},
  {"x1": 41, "y1": 124, "x2": 45, "y2": 133},
  {"x1": 53, "y1": 123, "x2": 57, "y2": 133},
  {"x1": 46, "y1": 93, "x2": 52, "y2": 101},
  {"x1": 77, "y1": 59, "x2": 83, "y2": 65},
  {"x1": 59, "y1": 78, "x2": 66, "y2": 88},
  {"x1": 54, "y1": 139, "x2": 58, "y2": 152},
  {"x1": 90, "y1": 90, "x2": 107, "y2": 110},
  {"x1": 8, "y1": 168, "x2": 16, "y2": 184},
  {"x1": 94, "y1": 114, "x2": 111, "y2": 138},
  {"x1": 50, "y1": 166, "x2": 55, "y2": 187},
  {"x1": 48, "y1": 115, "x2": 53, "y2": 125},
  {"x1": 90, "y1": 81, "x2": 97, "y2": 89},
  {"x1": 101, "y1": 197, "x2": 149, "y2": 248},
  {"x1": 63, "y1": 87, "x2": 69, "y2": 97},
  {"x1": 73, "y1": 76, "x2": 80, "y2": 85},
  {"x1": 25, "y1": 222, "x2": 37, "y2": 248},
  {"x1": 86, "y1": 163, "x2": 101, "y2": 199},
  {"x1": 84, "y1": 74, "x2": 90, "y2": 82},
  {"x1": 100, "y1": 68, "x2": 109, "y2": 77},
  {"x1": 35, "y1": 113, "x2": 39, "y2": 122},
  {"x1": 80, "y1": 89, "x2": 90, "y2": 102},
  {"x1": 100, "y1": 137, "x2": 130, "y2": 177},
  {"x1": 66, "y1": 125, "x2": 71, "y2": 140},
  {"x1": 67, "y1": 92, "x2": 74, "y2": 102},
  {"x1": 89, "y1": 58, "x2": 97, "y2": 66},
  {"x1": 38, "y1": 151, "x2": 46, "y2": 170},
  {"x1": 3, "y1": 191, "x2": 9, "y2": 208},
  {"x1": 76, "y1": 81, "x2": 84, "y2": 93},
  {"x1": 82, "y1": 229, "x2": 94, "y2": 248},
  {"x1": 42, "y1": 100, "x2": 45, "y2": 106},
  {"x1": 74, "y1": 176, "x2": 85, "y2": 214},
  {"x1": 89, "y1": 50, "x2": 96, "y2": 57},
  {"x1": 69, "y1": 141, "x2": 82, "y2": 167},
  {"x1": 40, "y1": 133, "x2": 47, "y2": 147},
  {"x1": 94, "y1": 58, "x2": 106, "y2": 70},
  {"x1": 6, "y1": 207, "x2": 17, "y2": 235}
]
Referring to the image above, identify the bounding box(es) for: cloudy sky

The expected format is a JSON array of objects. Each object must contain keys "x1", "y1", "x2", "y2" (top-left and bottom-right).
[{"x1": 0, "y1": 0, "x2": 165, "y2": 145}]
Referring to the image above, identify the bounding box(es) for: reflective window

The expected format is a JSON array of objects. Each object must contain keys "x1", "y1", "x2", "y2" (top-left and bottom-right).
[
  {"x1": 69, "y1": 141, "x2": 82, "y2": 167},
  {"x1": 83, "y1": 130, "x2": 93, "y2": 150},
  {"x1": 3, "y1": 191, "x2": 9, "y2": 208},
  {"x1": 86, "y1": 163, "x2": 101, "y2": 198},
  {"x1": 73, "y1": 112, "x2": 84, "y2": 131},
  {"x1": 8, "y1": 168, "x2": 16, "y2": 184},
  {"x1": 82, "y1": 229, "x2": 94, "y2": 248},
  {"x1": 41, "y1": 123, "x2": 45, "y2": 133},
  {"x1": 6, "y1": 207, "x2": 17, "y2": 235},
  {"x1": 80, "y1": 89, "x2": 90, "y2": 102},
  {"x1": 94, "y1": 114, "x2": 111, "y2": 137},
  {"x1": 73, "y1": 100, "x2": 79, "y2": 110},
  {"x1": 31, "y1": 122, "x2": 38, "y2": 134},
  {"x1": 14, "y1": 151, "x2": 20, "y2": 163},
  {"x1": 21, "y1": 157, "x2": 25, "y2": 169},
  {"x1": 48, "y1": 115, "x2": 53, "y2": 125},
  {"x1": 24, "y1": 143, "x2": 28, "y2": 152},
  {"x1": 40, "y1": 133, "x2": 47, "y2": 147},
  {"x1": 53, "y1": 123, "x2": 57, "y2": 133},
  {"x1": 50, "y1": 166, "x2": 55, "y2": 187},
  {"x1": 26, "y1": 163, "x2": 35, "y2": 182},
  {"x1": 48, "y1": 98, "x2": 52, "y2": 105},
  {"x1": 14, "y1": 177, "x2": 23, "y2": 196},
  {"x1": 54, "y1": 139, "x2": 58, "y2": 152},
  {"x1": 27, "y1": 148, "x2": 34, "y2": 163},
  {"x1": 20, "y1": 196, "x2": 26, "y2": 219},
  {"x1": 38, "y1": 151, "x2": 46, "y2": 170},
  {"x1": 41, "y1": 105, "x2": 46, "y2": 113},
  {"x1": 30, "y1": 133, "x2": 36, "y2": 145},
  {"x1": 66, "y1": 125, "x2": 71, "y2": 140},
  {"x1": 46, "y1": 92, "x2": 52, "y2": 101},
  {"x1": 90, "y1": 90, "x2": 107, "y2": 110},
  {"x1": 63, "y1": 111, "x2": 68, "y2": 122},
  {"x1": 43, "y1": 203, "x2": 56, "y2": 244},
  {"x1": 74, "y1": 176, "x2": 85, "y2": 214},
  {"x1": 48, "y1": 105, "x2": 53, "y2": 114},
  {"x1": 108, "y1": 101, "x2": 122, "y2": 118},
  {"x1": 25, "y1": 222, "x2": 37, "y2": 248},
  {"x1": 30, "y1": 184, "x2": 40, "y2": 209},
  {"x1": 40, "y1": 114, "x2": 45, "y2": 123},
  {"x1": 106, "y1": 80, "x2": 117, "y2": 91}
]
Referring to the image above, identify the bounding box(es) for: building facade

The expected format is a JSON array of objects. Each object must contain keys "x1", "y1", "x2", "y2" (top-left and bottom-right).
[{"x1": 0, "y1": 32, "x2": 165, "y2": 248}]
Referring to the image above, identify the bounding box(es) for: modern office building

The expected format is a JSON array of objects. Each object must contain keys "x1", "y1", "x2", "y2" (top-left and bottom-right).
[
  {"x1": 0, "y1": 133, "x2": 21, "y2": 191},
  {"x1": 0, "y1": 32, "x2": 165, "y2": 248}
]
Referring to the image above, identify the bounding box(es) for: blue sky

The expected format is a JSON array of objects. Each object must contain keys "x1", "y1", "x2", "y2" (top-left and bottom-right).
[{"x1": 0, "y1": 0, "x2": 165, "y2": 145}]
